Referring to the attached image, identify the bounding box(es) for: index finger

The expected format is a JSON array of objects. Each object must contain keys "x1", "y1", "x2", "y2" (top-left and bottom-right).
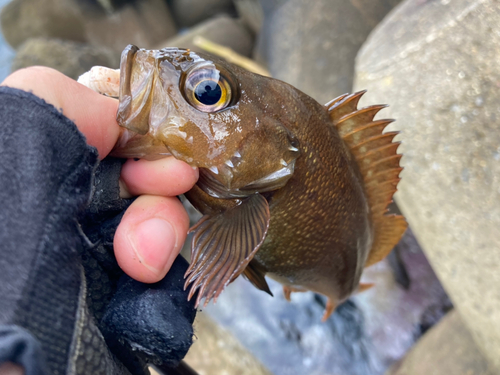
[
  {"x1": 1, "y1": 66, "x2": 121, "y2": 158},
  {"x1": 120, "y1": 157, "x2": 199, "y2": 197}
]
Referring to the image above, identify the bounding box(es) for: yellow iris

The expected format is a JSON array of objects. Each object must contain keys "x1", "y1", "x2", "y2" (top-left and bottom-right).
[{"x1": 184, "y1": 66, "x2": 232, "y2": 112}]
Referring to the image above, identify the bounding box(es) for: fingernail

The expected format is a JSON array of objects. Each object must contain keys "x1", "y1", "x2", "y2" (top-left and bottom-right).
[
  {"x1": 192, "y1": 166, "x2": 199, "y2": 179},
  {"x1": 127, "y1": 218, "x2": 178, "y2": 277},
  {"x1": 118, "y1": 178, "x2": 133, "y2": 198}
]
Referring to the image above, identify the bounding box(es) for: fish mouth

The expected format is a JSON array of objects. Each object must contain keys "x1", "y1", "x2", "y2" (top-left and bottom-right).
[{"x1": 198, "y1": 160, "x2": 296, "y2": 199}]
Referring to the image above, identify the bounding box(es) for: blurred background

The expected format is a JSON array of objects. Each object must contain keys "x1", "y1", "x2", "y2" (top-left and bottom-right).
[{"x1": 0, "y1": 0, "x2": 498, "y2": 374}]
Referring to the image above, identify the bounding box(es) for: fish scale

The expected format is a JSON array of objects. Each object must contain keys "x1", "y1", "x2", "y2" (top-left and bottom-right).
[{"x1": 255, "y1": 95, "x2": 370, "y2": 302}]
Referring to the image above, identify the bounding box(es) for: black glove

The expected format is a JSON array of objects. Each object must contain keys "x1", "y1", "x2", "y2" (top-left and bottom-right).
[{"x1": 0, "y1": 87, "x2": 196, "y2": 375}]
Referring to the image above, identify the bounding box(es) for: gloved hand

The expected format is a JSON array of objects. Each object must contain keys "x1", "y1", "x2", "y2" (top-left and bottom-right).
[{"x1": 0, "y1": 67, "x2": 198, "y2": 375}]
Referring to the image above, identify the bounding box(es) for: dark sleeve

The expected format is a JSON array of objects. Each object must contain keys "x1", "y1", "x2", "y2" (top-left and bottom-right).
[
  {"x1": 0, "y1": 87, "x2": 196, "y2": 375},
  {"x1": 0, "y1": 86, "x2": 99, "y2": 375}
]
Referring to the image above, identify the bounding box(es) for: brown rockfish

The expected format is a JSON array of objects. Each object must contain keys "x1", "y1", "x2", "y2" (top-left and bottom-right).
[{"x1": 111, "y1": 45, "x2": 407, "y2": 320}]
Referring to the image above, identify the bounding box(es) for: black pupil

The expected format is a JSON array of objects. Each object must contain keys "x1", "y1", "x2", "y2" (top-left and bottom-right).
[{"x1": 194, "y1": 80, "x2": 222, "y2": 105}]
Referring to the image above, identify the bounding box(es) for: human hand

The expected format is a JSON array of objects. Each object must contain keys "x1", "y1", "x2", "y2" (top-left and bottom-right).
[{"x1": 1, "y1": 66, "x2": 198, "y2": 284}]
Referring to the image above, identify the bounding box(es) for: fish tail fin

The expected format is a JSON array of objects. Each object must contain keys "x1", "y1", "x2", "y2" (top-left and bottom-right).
[{"x1": 325, "y1": 91, "x2": 408, "y2": 267}]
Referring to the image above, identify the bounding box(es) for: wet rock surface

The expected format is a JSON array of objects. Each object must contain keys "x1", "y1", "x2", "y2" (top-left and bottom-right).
[
  {"x1": 355, "y1": 0, "x2": 500, "y2": 371},
  {"x1": 1, "y1": 0, "x2": 86, "y2": 49},
  {"x1": 169, "y1": 0, "x2": 236, "y2": 28},
  {"x1": 1, "y1": 0, "x2": 177, "y2": 53},
  {"x1": 12, "y1": 37, "x2": 118, "y2": 79},
  {"x1": 387, "y1": 310, "x2": 494, "y2": 375},
  {"x1": 233, "y1": 0, "x2": 263, "y2": 34},
  {"x1": 156, "y1": 15, "x2": 254, "y2": 57},
  {"x1": 83, "y1": 0, "x2": 177, "y2": 53},
  {"x1": 255, "y1": 0, "x2": 402, "y2": 104}
]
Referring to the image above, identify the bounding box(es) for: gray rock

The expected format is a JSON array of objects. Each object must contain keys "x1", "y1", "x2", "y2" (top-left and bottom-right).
[
  {"x1": 1, "y1": 0, "x2": 176, "y2": 54},
  {"x1": 233, "y1": 0, "x2": 263, "y2": 34},
  {"x1": 156, "y1": 15, "x2": 254, "y2": 57},
  {"x1": 94, "y1": 0, "x2": 135, "y2": 13},
  {"x1": 258, "y1": 0, "x2": 289, "y2": 16},
  {"x1": 1, "y1": 0, "x2": 86, "y2": 49},
  {"x1": 169, "y1": 0, "x2": 236, "y2": 28},
  {"x1": 255, "y1": 0, "x2": 402, "y2": 104},
  {"x1": 355, "y1": 0, "x2": 500, "y2": 372},
  {"x1": 82, "y1": 0, "x2": 177, "y2": 53},
  {"x1": 387, "y1": 311, "x2": 493, "y2": 375},
  {"x1": 183, "y1": 313, "x2": 272, "y2": 375},
  {"x1": 11, "y1": 37, "x2": 118, "y2": 80}
]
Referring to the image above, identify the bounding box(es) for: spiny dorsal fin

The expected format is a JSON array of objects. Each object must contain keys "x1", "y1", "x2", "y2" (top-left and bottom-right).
[{"x1": 326, "y1": 91, "x2": 407, "y2": 267}]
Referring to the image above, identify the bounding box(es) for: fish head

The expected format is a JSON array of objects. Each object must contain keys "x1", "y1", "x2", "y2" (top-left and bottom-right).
[{"x1": 116, "y1": 45, "x2": 301, "y2": 198}]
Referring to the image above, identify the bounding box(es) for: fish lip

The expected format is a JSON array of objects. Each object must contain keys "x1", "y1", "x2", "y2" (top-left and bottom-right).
[{"x1": 197, "y1": 160, "x2": 296, "y2": 199}]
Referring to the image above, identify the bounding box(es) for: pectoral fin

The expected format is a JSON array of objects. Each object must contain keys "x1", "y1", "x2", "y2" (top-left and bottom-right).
[{"x1": 185, "y1": 194, "x2": 270, "y2": 307}]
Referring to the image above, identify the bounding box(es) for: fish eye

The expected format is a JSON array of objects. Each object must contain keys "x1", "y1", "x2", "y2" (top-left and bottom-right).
[
  {"x1": 195, "y1": 80, "x2": 221, "y2": 105},
  {"x1": 183, "y1": 65, "x2": 233, "y2": 112}
]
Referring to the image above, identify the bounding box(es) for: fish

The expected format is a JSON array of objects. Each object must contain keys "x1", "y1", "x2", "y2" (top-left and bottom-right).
[{"x1": 109, "y1": 44, "x2": 408, "y2": 321}]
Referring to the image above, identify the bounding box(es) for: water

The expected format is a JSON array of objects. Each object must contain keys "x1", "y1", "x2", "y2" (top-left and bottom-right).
[
  {"x1": 0, "y1": 0, "x2": 15, "y2": 81},
  {"x1": 204, "y1": 229, "x2": 450, "y2": 375}
]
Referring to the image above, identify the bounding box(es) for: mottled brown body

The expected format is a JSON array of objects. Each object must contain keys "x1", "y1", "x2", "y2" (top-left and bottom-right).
[
  {"x1": 184, "y1": 85, "x2": 373, "y2": 305},
  {"x1": 250, "y1": 92, "x2": 372, "y2": 302},
  {"x1": 112, "y1": 45, "x2": 406, "y2": 320}
]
